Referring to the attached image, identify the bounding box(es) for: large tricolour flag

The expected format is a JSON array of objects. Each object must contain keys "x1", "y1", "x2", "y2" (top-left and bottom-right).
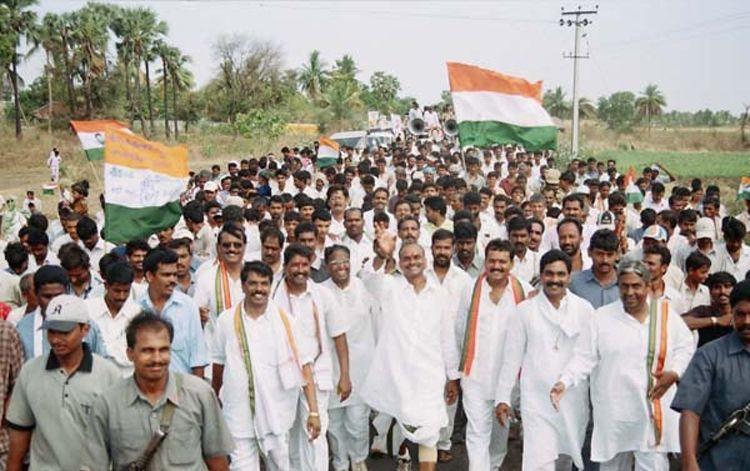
[
  {"x1": 447, "y1": 62, "x2": 557, "y2": 150},
  {"x1": 316, "y1": 136, "x2": 340, "y2": 169},
  {"x1": 739, "y1": 177, "x2": 750, "y2": 201},
  {"x1": 104, "y1": 128, "x2": 188, "y2": 244},
  {"x1": 70, "y1": 120, "x2": 131, "y2": 161}
]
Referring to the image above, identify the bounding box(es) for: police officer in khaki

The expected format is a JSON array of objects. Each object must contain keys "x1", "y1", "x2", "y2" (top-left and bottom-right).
[
  {"x1": 6, "y1": 294, "x2": 120, "y2": 471},
  {"x1": 81, "y1": 312, "x2": 234, "y2": 470}
]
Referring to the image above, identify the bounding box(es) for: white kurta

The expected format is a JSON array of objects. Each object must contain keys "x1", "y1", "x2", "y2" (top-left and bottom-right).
[
  {"x1": 495, "y1": 292, "x2": 594, "y2": 470},
  {"x1": 86, "y1": 295, "x2": 141, "y2": 377},
  {"x1": 211, "y1": 301, "x2": 302, "y2": 452},
  {"x1": 559, "y1": 300, "x2": 695, "y2": 463},
  {"x1": 321, "y1": 277, "x2": 377, "y2": 409},
  {"x1": 193, "y1": 263, "x2": 244, "y2": 347},
  {"x1": 360, "y1": 273, "x2": 460, "y2": 446},
  {"x1": 456, "y1": 276, "x2": 533, "y2": 400}
]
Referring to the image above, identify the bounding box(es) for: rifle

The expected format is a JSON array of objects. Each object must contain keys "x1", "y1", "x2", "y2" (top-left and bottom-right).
[
  {"x1": 698, "y1": 400, "x2": 750, "y2": 457},
  {"x1": 126, "y1": 429, "x2": 167, "y2": 471}
]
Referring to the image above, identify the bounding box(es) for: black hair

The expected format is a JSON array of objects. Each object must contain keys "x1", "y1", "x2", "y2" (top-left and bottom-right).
[
  {"x1": 4, "y1": 242, "x2": 28, "y2": 271},
  {"x1": 722, "y1": 216, "x2": 747, "y2": 241},
  {"x1": 143, "y1": 248, "x2": 179, "y2": 274},
  {"x1": 27, "y1": 227, "x2": 49, "y2": 247},
  {"x1": 126, "y1": 312, "x2": 174, "y2": 348},
  {"x1": 685, "y1": 251, "x2": 712, "y2": 272},
  {"x1": 640, "y1": 208, "x2": 657, "y2": 226},
  {"x1": 431, "y1": 228, "x2": 454, "y2": 245},
  {"x1": 730, "y1": 280, "x2": 750, "y2": 308},
  {"x1": 28, "y1": 213, "x2": 49, "y2": 231},
  {"x1": 126, "y1": 239, "x2": 150, "y2": 256},
  {"x1": 283, "y1": 243, "x2": 313, "y2": 266},
  {"x1": 218, "y1": 222, "x2": 247, "y2": 245},
  {"x1": 312, "y1": 208, "x2": 332, "y2": 222},
  {"x1": 540, "y1": 249, "x2": 572, "y2": 273},
  {"x1": 397, "y1": 215, "x2": 420, "y2": 231},
  {"x1": 423, "y1": 196, "x2": 447, "y2": 216},
  {"x1": 33, "y1": 265, "x2": 70, "y2": 292},
  {"x1": 557, "y1": 217, "x2": 583, "y2": 235},
  {"x1": 59, "y1": 243, "x2": 90, "y2": 270},
  {"x1": 706, "y1": 271, "x2": 737, "y2": 290},
  {"x1": 324, "y1": 244, "x2": 350, "y2": 263},
  {"x1": 484, "y1": 238, "x2": 513, "y2": 258},
  {"x1": 294, "y1": 221, "x2": 317, "y2": 238},
  {"x1": 589, "y1": 229, "x2": 620, "y2": 253},
  {"x1": 104, "y1": 261, "x2": 135, "y2": 285},
  {"x1": 507, "y1": 216, "x2": 529, "y2": 234},
  {"x1": 643, "y1": 244, "x2": 672, "y2": 266},
  {"x1": 241, "y1": 261, "x2": 274, "y2": 284},
  {"x1": 76, "y1": 217, "x2": 98, "y2": 240},
  {"x1": 260, "y1": 226, "x2": 285, "y2": 246}
]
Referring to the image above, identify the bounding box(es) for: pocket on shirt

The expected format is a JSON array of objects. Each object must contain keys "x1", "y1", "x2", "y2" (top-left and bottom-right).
[
  {"x1": 167, "y1": 426, "x2": 201, "y2": 465},
  {"x1": 278, "y1": 356, "x2": 302, "y2": 390}
]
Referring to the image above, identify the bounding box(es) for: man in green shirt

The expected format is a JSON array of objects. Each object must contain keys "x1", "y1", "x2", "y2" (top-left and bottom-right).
[{"x1": 82, "y1": 312, "x2": 234, "y2": 470}]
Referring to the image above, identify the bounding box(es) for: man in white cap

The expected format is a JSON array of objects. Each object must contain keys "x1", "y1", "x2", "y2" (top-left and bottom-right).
[
  {"x1": 203, "y1": 181, "x2": 220, "y2": 204},
  {"x1": 5, "y1": 294, "x2": 120, "y2": 471}
]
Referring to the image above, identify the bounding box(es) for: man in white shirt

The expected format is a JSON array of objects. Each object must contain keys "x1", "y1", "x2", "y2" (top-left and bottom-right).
[
  {"x1": 551, "y1": 259, "x2": 695, "y2": 470},
  {"x1": 272, "y1": 244, "x2": 350, "y2": 471},
  {"x1": 341, "y1": 208, "x2": 374, "y2": 276},
  {"x1": 212, "y1": 261, "x2": 321, "y2": 470},
  {"x1": 322, "y1": 246, "x2": 377, "y2": 471},
  {"x1": 508, "y1": 216, "x2": 541, "y2": 285},
  {"x1": 496, "y1": 249, "x2": 594, "y2": 471},
  {"x1": 76, "y1": 216, "x2": 109, "y2": 270},
  {"x1": 454, "y1": 239, "x2": 532, "y2": 470},
  {"x1": 675, "y1": 251, "x2": 712, "y2": 316},
  {"x1": 86, "y1": 261, "x2": 140, "y2": 376},
  {"x1": 714, "y1": 217, "x2": 750, "y2": 281},
  {"x1": 361, "y1": 235, "x2": 460, "y2": 471}
]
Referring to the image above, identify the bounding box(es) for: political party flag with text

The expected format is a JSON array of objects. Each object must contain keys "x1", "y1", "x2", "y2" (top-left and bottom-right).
[
  {"x1": 447, "y1": 62, "x2": 557, "y2": 150},
  {"x1": 104, "y1": 128, "x2": 188, "y2": 244},
  {"x1": 70, "y1": 120, "x2": 131, "y2": 161},
  {"x1": 316, "y1": 136, "x2": 340, "y2": 169}
]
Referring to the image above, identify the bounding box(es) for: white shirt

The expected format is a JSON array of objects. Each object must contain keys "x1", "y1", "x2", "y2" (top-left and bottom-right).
[
  {"x1": 0, "y1": 270, "x2": 22, "y2": 308},
  {"x1": 322, "y1": 277, "x2": 377, "y2": 408},
  {"x1": 360, "y1": 272, "x2": 459, "y2": 442},
  {"x1": 272, "y1": 281, "x2": 349, "y2": 392},
  {"x1": 714, "y1": 242, "x2": 750, "y2": 282},
  {"x1": 512, "y1": 250, "x2": 541, "y2": 285},
  {"x1": 79, "y1": 238, "x2": 112, "y2": 271},
  {"x1": 559, "y1": 300, "x2": 695, "y2": 462},
  {"x1": 211, "y1": 301, "x2": 303, "y2": 443},
  {"x1": 455, "y1": 276, "x2": 533, "y2": 400},
  {"x1": 193, "y1": 263, "x2": 244, "y2": 349},
  {"x1": 86, "y1": 295, "x2": 140, "y2": 376},
  {"x1": 496, "y1": 292, "x2": 594, "y2": 470},
  {"x1": 341, "y1": 234, "x2": 374, "y2": 276},
  {"x1": 674, "y1": 279, "x2": 711, "y2": 317}
]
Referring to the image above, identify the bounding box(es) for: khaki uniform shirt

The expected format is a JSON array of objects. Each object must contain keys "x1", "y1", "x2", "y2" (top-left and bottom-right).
[
  {"x1": 82, "y1": 372, "x2": 234, "y2": 470},
  {"x1": 5, "y1": 344, "x2": 120, "y2": 470}
]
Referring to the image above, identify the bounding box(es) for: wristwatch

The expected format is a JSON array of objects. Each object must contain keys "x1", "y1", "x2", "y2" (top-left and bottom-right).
[{"x1": 710, "y1": 316, "x2": 718, "y2": 326}]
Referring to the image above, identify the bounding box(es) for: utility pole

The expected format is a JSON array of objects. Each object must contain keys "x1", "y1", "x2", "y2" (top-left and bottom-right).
[{"x1": 561, "y1": 5, "x2": 598, "y2": 157}]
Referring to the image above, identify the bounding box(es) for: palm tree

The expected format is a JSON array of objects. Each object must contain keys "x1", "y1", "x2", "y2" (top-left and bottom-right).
[
  {"x1": 332, "y1": 54, "x2": 358, "y2": 82},
  {"x1": 322, "y1": 78, "x2": 362, "y2": 123},
  {"x1": 543, "y1": 86, "x2": 571, "y2": 119},
  {"x1": 157, "y1": 44, "x2": 192, "y2": 139},
  {"x1": 578, "y1": 97, "x2": 597, "y2": 120},
  {"x1": 155, "y1": 40, "x2": 171, "y2": 138},
  {"x1": 69, "y1": 4, "x2": 110, "y2": 118},
  {"x1": 134, "y1": 8, "x2": 167, "y2": 135},
  {"x1": 1, "y1": 0, "x2": 38, "y2": 138},
  {"x1": 635, "y1": 84, "x2": 666, "y2": 130},
  {"x1": 298, "y1": 50, "x2": 327, "y2": 101}
]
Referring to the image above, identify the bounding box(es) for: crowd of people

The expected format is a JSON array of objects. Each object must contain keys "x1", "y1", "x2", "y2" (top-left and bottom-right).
[{"x1": 1, "y1": 132, "x2": 750, "y2": 471}]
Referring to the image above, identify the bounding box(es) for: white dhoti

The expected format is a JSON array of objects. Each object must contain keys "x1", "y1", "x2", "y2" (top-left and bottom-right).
[
  {"x1": 230, "y1": 435, "x2": 290, "y2": 471},
  {"x1": 328, "y1": 403, "x2": 370, "y2": 470},
  {"x1": 290, "y1": 390, "x2": 330, "y2": 471},
  {"x1": 599, "y1": 451, "x2": 669, "y2": 471},
  {"x1": 437, "y1": 401, "x2": 458, "y2": 451}
]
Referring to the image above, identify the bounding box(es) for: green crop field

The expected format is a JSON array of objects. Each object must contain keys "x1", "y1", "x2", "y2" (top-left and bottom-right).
[{"x1": 592, "y1": 150, "x2": 750, "y2": 179}]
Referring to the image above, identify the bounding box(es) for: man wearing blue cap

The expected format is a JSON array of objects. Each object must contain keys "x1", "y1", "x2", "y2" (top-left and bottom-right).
[{"x1": 5, "y1": 294, "x2": 120, "y2": 471}]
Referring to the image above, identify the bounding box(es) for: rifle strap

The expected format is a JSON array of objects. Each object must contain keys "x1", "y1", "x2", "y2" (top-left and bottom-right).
[{"x1": 159, "y1": 373, "x2": 182, "y2": 433}]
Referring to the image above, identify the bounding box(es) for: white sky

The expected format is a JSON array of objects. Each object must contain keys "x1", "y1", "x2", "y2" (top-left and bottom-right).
[{"x1": 19, "y1": 0, "x2": 750, "y2": 114}]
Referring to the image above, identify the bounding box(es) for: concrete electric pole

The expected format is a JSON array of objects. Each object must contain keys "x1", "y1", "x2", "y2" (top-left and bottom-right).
[{"x1": 561, "y1": 5, "x2": 598, "y2": 157}]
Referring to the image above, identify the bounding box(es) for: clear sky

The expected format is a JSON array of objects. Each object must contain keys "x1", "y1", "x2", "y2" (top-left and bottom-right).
[{"x1": 19, "y1": 0, "x2": 750, "y2": 114}]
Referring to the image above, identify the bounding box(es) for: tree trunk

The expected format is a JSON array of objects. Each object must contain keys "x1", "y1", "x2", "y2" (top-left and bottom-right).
[
  {"x1": 134, "y1": 54, "x2": 146, "y2": 134},
  {"x1": 47, "y1": 51, "x2": 53, "y2": 135},
  {"x1": 144, "y1": 59, "x2": 154, "y2": 136},
  {"x1": 124, "y1": 58, "x2": 133, "y2": 127},
  {"x1": 84, "y1": 63, "x2": 93, "y2": 118},
  {"x1": 172, "y1": 74, "x2": 179, "y2": 139},
  {"x1": 61, "y1": 34, "x2": 77, "y2": 115},
  {"x1": 10, "y1": 56, "x2": 22, "y2": 139},
  {"x1": 162, "y1": 57, "x2": 170, "y2": 139}
]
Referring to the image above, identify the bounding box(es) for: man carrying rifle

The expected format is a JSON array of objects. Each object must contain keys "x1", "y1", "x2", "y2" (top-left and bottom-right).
[
  {"x1": 81, "y1": 312, "x2": 234, "y2": 470},
  {"x1": 672, "y1": 279, "x2": 750, "y2": 471}
]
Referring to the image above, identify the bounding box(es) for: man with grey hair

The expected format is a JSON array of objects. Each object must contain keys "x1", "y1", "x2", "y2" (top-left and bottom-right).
[{"x1": 550, "y1": 259, "x2": 695, "y2": 470}]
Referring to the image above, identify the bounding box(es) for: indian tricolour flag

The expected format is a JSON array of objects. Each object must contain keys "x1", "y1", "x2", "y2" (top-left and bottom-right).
[
  {"x1": 739, "y1": 177, "x2": 750, "y2": 201},
  {"x1": 447, "y1": 62, "x2": 557, "y2": 150},
  {"x1": 316, "y1": 136, "x2": 340, "y2": 169},
  {"x1": 624, "y1": 166, "x2": 644, "y2": 204},
  {"x1": 104, "y1": 128, "x2": 188, "y2": 244},
  {"x1": 71, "y1": 120, "x2": 131, "y2": 161}
]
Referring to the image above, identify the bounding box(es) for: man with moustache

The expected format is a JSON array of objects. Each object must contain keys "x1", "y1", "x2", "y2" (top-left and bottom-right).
[
  {"x1": 455, "y1": 239, "x2": 532, "y2": 470},
  {"x1": 194, "y1": 224, "x2": 246, "y2": 343},
  {"x1": 569, "y1": 229, "x2": 620, "y2": 309},
  {"x1": 426, "y1": 229, "x2": 472, "y2": 463},
  {"x1": 551, "y1": 260, "x2": 695, "y2": 470},
  {"x1": 341, "y1": 208, "x2": 374, "y2": 276},
  {"x1": 508, "y1": 217, "x2": 541, "y2": 285},
  {"x1": 212, "y1": 261, "x2": 321, "y2": 470},
  {"x1": 82, "y1": 313, "x2": 234, "y2": 470},
  {"x1": 138, "y1": 248, "x2": 208, "y2": 376},
  {"x1": 272, "y1": 244, "x2": 350, "y2": 471},
  {"x1": 495, "y1": 250, "x2": 594, "y2": 470},
  {"x1": 362, "y1": 233, "x2": 460, "y2": 471},
  {"x1": 671, "y1": 280, "x2": 750, "y2": 471},
  {"x1": 681, "y1": 271, "x2": 736, "y2": 347},
  {"x1": 322, "y1": 246, "x2": 377, "y2": 471},
  {"x1": 453, "y1": 221, "x2": 484, "y2": 278},
  {"x1": 557, "y1": 218, "x2": 592, "y2": 273}
]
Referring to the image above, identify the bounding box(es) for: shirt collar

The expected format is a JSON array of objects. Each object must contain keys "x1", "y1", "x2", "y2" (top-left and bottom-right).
[
  {"x1": 126, "y1": 371, "x2": 181, "y2": 407},
  {"x1": 46, "y1": 342, "x2": 93, "y2": 372},
  {"x1": 727, "y1": 331, "x2": 749, "y2": 356}
]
